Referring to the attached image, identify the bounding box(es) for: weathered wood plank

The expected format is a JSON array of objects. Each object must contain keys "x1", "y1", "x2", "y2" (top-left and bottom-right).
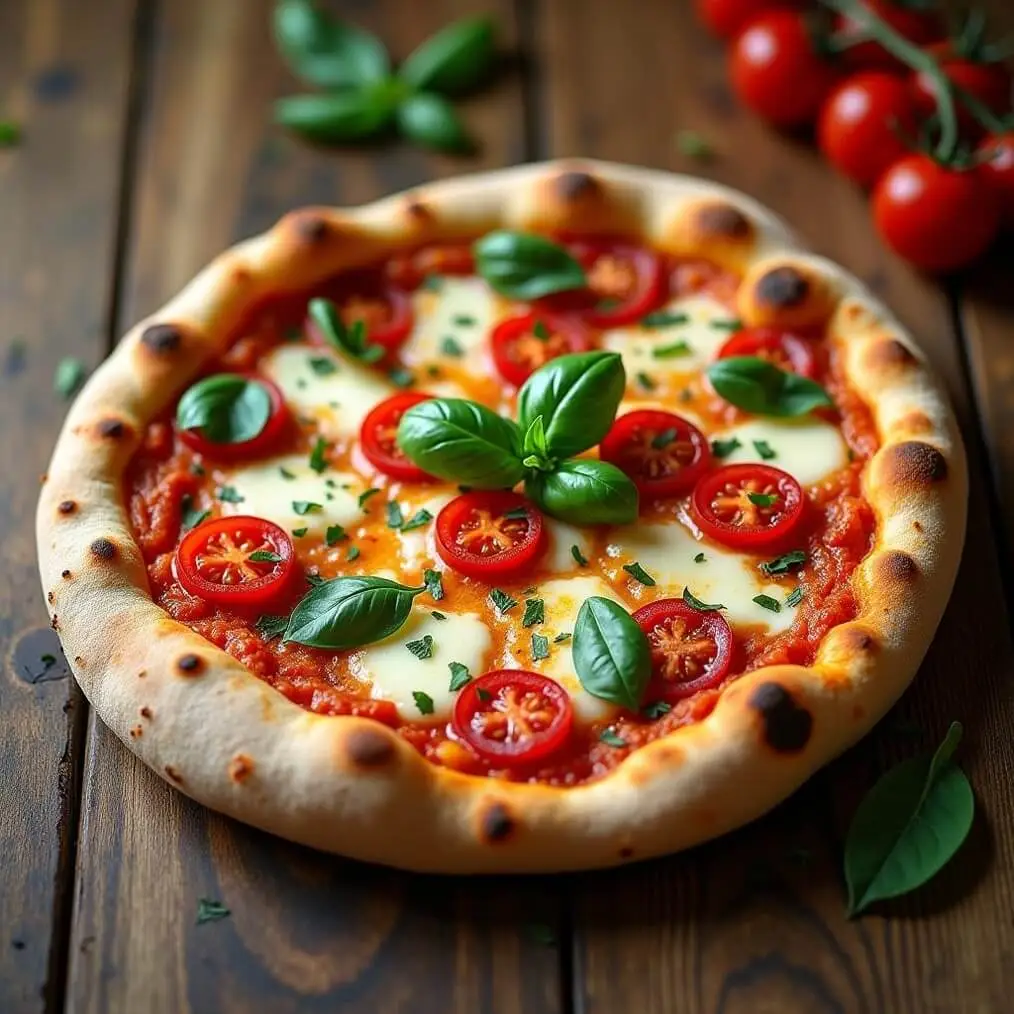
[{"x1": 536, "y1": 1, "x2": 1014, "y2": 1011}]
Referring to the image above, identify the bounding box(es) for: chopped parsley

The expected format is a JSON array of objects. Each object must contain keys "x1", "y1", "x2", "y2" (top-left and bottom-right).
[
  {"x1": 308, "y1": 436, "x2": 328, "y2": 474},
  {"x1": 388, "y1": 367, "x2": 414, "y2": 388},
  {"x1": 694, "y1": 552, "x2": 706, "y2": 563},
  {"x1": 532, "y1": 318, "x2": 550, "y2": 340},
  {"x1": 385, "y1": 501, "x2": 405, "y2": 528},
  {"x1": 571, "y1": 544, "x2": 589, "y2": 567},
  {"x1": 531, "y1": 633, "x2": 550, "y2": 661},
  {"x1": 291, "y1": 527, "x2": 308, "y2": 538},
  {"x1": 345, "y1": 545, "x2": 361, "y2": 562},
  {"x1": 305, "y1": 572, "x2": 326, "y2": 587},
  {"x1": 180, "y1": 495, "x2": 209, "y2": 531},
  {"x1": 421, "y1": 274, "x2": 443, "y2": 291},
  {"x1": 786, "y1": 586, "x2": 804, "y2": 608},
  {"x1": 406, "y1": 635, "x2": 434, "y2": 660},
  {"x1": 196, "y1": 899, "x2": 231, "y2": 925},
  {"x1": 503, "y1": 506, "x2": 530, "y2": 521},
  {"x1": 753, "y1": 439, "x2": 777, "y2": 460},
  {"x1": 599, "y1": 729, "x2": 627, "y2": 748},
  {"x1": 553, "y1": 632, "x2": 572, "y2": 644},
  {"x1": 358, "y1": 487, "x2": 380, "y2": 508},
  {"x1": 753, "y1": 594, "x2": 781, "y2": 613},
  {"x1": 747, "y1": 491, "x2": 778, "y2": 507},
  {"x1": 248, "y1": 550, "x2": 282, "y2": 563},
  {"x1": 440, "y1": 335, "x2": 464, "y2": 357},
  {"x1": 217, "y1": 485, "x2": 244, "y2": 503},
  {"x1": 641, "y1": 309, "x2": 690, "y2": 330},
  {"x1": 760, "y1": 549, "x2": 807, "y2": 576},
  {"x1": 307, "y1": 356, "x2": 338, "y2": 376},
  {"x1": 709, "y1": 318, "x2": 743, "y2": 331},
  {"x1": 431, "y1": 611, "x2": 447, "y2": 621},
  {"x1": 54, "y1": 357, "x2": 87, "y2": 398},
  {"x1": 0, "y1": 120, "x2": 22, "y2": 147},
  {"x1": 189, "y1": 461, "x2": 205, "y2": 477},
  {"x1": 683, "y1": 587, "x2": 726, "y2": 612},
  {"x1": 489, "y1": 588, "x2": 518, "y2": 614},
  {"x1": 292, "y1": 500, "x2": 322, "y2": 515},
  {"x1": 412, "y1": 691, "x2": 435, "y2": 715},
  {"x1": 448, "y1": 662, "x2": 472, "y2": 691},
  {"x1": 325, "y1": 524, "x2": 346, "y2": 546},
  {"x1": 278, "y1": 466, "x2": 295, "y2": 480},
  {"x1": 635, "y1": 371, "x2": 656, "y2": 391},
  {"x1": 650, "y1": 427, "x2": 677, "y2": 450},
  {"x1": 676, "y1": 129, "x2": 712, "y2": 159},
  {"x1": 453, "y1": 314, "x2": 477, "y2": 326},
  {"x1": 643, "y1": 700, "x2": 672, "y2": 719},
  {"x1": 476, "y1": 687, "x2": 492, "y2": 702},
  {"x1": 521, "y1": 598, "x2": 545, "y2": 628},
  {"x1": 623, "y1": 561, "x2": 656, "y2": 587},
  {"x1": 652, "y1": 340, "x2": 692, "y2": 359},
  {"x1": 400, "y1": 509, "x2": 434, "y2": 532},
  {"x1": 255, "y1": 614, "x2": 288, "y2": 640},
  {"x1": 711, "y1": 437, "x2": 742, "y2": 459},
  {"x1": 423, "y1": 568, "x2": 444, "y2": 601}
]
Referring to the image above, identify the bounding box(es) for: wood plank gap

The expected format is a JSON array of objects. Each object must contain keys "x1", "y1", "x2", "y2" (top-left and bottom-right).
[{"x1": 514, "y1": 0, "x2": 548, "y2": 161}]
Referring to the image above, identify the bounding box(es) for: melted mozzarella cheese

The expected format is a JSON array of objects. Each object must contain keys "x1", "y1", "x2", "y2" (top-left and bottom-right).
[
  {"x1": 541, "y1": 518, "x2": 594, "y2": 574},
  {"x1": 403, "y1": 277, "x2": 498, "y2": 370},
  {"x1": 395, "y1": 491, "x2": 456, "y2": 570},
  {"x1": 359, "y1": 609, "x2": 491, "y2": 720}
]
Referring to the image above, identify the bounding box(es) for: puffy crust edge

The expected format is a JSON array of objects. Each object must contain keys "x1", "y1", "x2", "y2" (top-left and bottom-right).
[{"x1": 36, "y1": 160, "x2": 967, "y2": 872}]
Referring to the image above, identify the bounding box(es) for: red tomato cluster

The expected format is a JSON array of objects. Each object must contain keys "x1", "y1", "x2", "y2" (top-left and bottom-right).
[{"x1": 697, "y1": 0, "x2": 1014, "y2": 272}]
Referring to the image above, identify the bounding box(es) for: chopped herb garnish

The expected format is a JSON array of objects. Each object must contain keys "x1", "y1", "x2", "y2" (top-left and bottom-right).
[
  {"x1": 54, "y1": 357, "x2": 87, "y2": 398},
  {"x1": 180, "y1": 494, "x2": 209, "y2": 531},
  {"x1": 217, "y1": 485, "x2": 244, "y2": 503},
  {"x1": 679, "y1": 388, "x2": 693, "y2": 403},
  {"x1": 753, "y1": 439, "x2": 777, "y2": 460},
  {"x1": 652, "y1": 340, "x2": 692, "y2": 359},
  {"x1": 325, "y1": 524, "x2": 346, "y2": 546},
  {"x1": 388, "y1": 367, "x2": 415, "y2": 388},
  {"x1": 421, "y1": 274, "x2": 443, "y2": 291},
  {"x1": 406, "y1": 635, "x2": 434, "y2": 660},
  {"x1": 747, "y1": 491, "x2": 778, "y2": 507},
  {"x1": 400, "y1": 508, "x2": 434, "y2": 532},
  {"x1": 476, "y1": 687, "x2": 492, "y2": 702},
  {"x1": 676, "y1": 129, "x2": 712, "y2": 159},
  {"x1": 623, "y1": 561, "x2": 656, "y2": 587},
  {"x1": 308, "y1": 436, "x2": 328, "y2": 474},
  {"x1": 683, "y1": 587, "x2": 726, "y2": 611},
  {"x1": 189, "y1": 461, "x2": 205, "y2": 476},
  {"x1": 532, "y1": 318, "x2": 550, "y2": 340},
  {"x1": 440, "y1": 335, "x2": 464, "y2": 357},
  {"x1": 571, "y1": 544, "x2": 589, "y2": 567},
  {"x1": 345, "y1": 545, "x2": 361, "y2": 562},
  {"x1": 694, "y1": 552, "x2": 706, "y2": 563},
  {"x1": 249, "y1": 550, "x2": 282, "y2": 563},
  {"x1": 358, "y1": 487, "x2": 380, "y2": 508},
  {"x1": 521, "y1": 598, "x2": 545, "y2": 627},
  {"x1": 448, "y1": 661, "x2": 472, "y2": 691},
  {"x1": 753, "y1": 594, "x2": 781, "y2": 613},
  {"x1": 503, "y1": 506, "x2": 530, "y2": 521},
  {"x1": 643, "y1": 700, "x2": 672, "y2": 719},
  {"x1": 292, "y1": 500, "x2": 322, "y2": 515},
  {"x1": 786, "y1": 586, "x2": 804, "y2": 608},
  {"x1": 553, "y1": 632, "x2": 572, "y2": 644},
  {"x1": 423, "y1": 568, "x2": 444, "y2": 601},
  {"x1": 412, "y1": 690, "x2": 435, "y2": 715},
  {"x1": 196, "y1": 899, "x2": 230, "y2": 925},
  {"x1": 760, "y1": 549, "x2": 807, "y2": 576},
  {"x1": 305, "y1": 572, "x2": 326, "y2": 587},
  {"x1": 256, "y1": 614, "x2": 288, "y2": 640},
  {"x1": 453, "y1": 314, "x2": 477, "y2": 326},
  {"x1": 650, "y1": 427, "x2": 677, "y2": 450},
  {"x1": 709, "y1": 318, "x2": 743, "y2": 331},
  {"x1": 0, "y1": 120, "x2": 22, "y2": 147},
  {"x1": 599, "y1": 729, "x2": 627, "y2": 748},
  {"x1": 291, "y1": 527, "x2": 308, "y2": 538},
  {"x1": 531, "y1": 633, "x2": 550, "y2": 661},
  {"x1": 642, "y1": 309, "x2": 690, "y2": 330},
  {"x1": 635, "y1": 371, "x2": 656, "y2": 391},
  {"x1": 431, "y1": 610, "x2": 447, "y2": 620},
  {"x1": 278, "y1": 466, "x2": 295, "y2": 480},
  {"x1": 489, "y1": 588, "x2": 518, "y2": 614},
  {"x1": 386, "y1": 501, "x2": 405, "y2": 529},
  {"x1": 711, "y1": 437, "x2": 742, "y2": 458},
  {"x1": 307, "y1": 356, "x2": 338, "y2": 376}
]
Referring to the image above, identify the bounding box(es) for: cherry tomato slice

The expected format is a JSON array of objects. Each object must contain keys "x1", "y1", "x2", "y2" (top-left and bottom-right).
[
  {"x1": 385, "y1": 243, "x2": 475, "y2": 289},
  {"x1": 716, "y1": 326, "x2": 818, "y2": 378},
  {"x1": 633, "y1": 598, "x2": 734, "y2": 700},
  {"x1": 452, "y1": 669, "x2": 573, "y2": 766},
  {"x1": 179, "y1": 374, "x2": 290, "y2": 461},
  {"x1": 490, "y1": 312, "x2": 593, "y2": 387},
  {"x1": 359, "y1": 391, "x2": 434, "y2": 482},
  {"x1": 174, "y1": 516, "x2": 297, "y2": 610},
  {"x1": 690, "y1": 463, "x2": 804, "y2": 550},
  {"x1": 307, "y1": 270, "x2": 414, "y2": 355},
  {"x1": 599, "y1": 410, "x2": 712, "y2": 499},
  {"x1": 436, "y1": 492, "x2": 545, "y2": 581}
]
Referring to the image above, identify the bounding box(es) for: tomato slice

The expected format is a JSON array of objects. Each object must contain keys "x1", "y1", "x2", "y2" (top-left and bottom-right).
[
  {"x1": 599, "y1": 410, "x2": 712, "y2": 499},
  {"x1": 435, "y1": 492, "x2": 545, "y2": 581},
  {"x1": 385, "y1": 243, "x2": 475, "y2": 289},
  {"x1": 633, "y1": 598, "x2": 734, "y2": 700},
  {"x1": 359, "y1": 391, "x2": 434, "y2": 482},
  {"x1": 178, "y1": 374, "x2": 290, "y2": 461},
  {"x1": 716, "y1": 326, "x2": 818, "y2": 378},
  {"x1": 307, "y1": 269, "x2": 414, "y2": 355},
  {"x1": 174, "y1": 516, "x2": 298, "y2": 610},
  {"x1": 452, "y1": 669, "x2": 573, "y2": 766},
  {"x1": 490, "y1": 312, "x2": 593, "y2": 387},
  {"x1": 690, "y1": 463, "x2": 805, "y2": 550}
]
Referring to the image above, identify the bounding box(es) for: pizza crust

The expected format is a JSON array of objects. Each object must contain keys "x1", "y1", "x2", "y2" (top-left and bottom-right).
[{"x1": 36, "y1": 161, "x2": 967, "y2": 872}]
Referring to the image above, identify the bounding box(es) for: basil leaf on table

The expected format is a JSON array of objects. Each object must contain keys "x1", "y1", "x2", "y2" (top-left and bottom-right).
[
  {"x1": 284, "y1": 576, "x2": 425, "y2": 648},
  {"x1": 473, "y1": 231, "x2": 586, "y2": 301},
  {"x1": 397, "y1": 398, "x2": 524, "y2": 488},
  {"x1": 572, "y1": 597, "x2": 651, "y2": 710},
  {"x1": 396, "y1": 93, "x2": 473, "y2": 153},
  {"x1": 176, "y1": 374, "x2": 271, "y2": 444},
  {"x1": 707, "y1": 356, "x2": 833, "y2": 417},
  {"x1": 844, "y1": 721, "x2": 974, "y2": 916},
  {"x1": 525, "y1": 459, "x2": 638, "y2": 525},
  {"x1": 274, "y1": 90, "x2": 396, "y2": 143},
  {"x1": 308, "y1": 298, "x2": 384, "y2": 363},
  {"x1": 398, "y1": 16, "x2": 495, "y2": 95},
  {"x1": 517, "y1": 351, "x2": 626, "y2": 458}
]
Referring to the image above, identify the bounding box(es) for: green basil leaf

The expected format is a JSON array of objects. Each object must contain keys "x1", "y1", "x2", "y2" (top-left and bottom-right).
[
  {"x1": 844, "y1": 722, "x2": 974, "y2": 916},
  {"x1": 283, "y1": 576, "x2": 425, "y2": 648},
  {"x1": 308, "y1": 298, "x2": 384, "y2": 363},
  {"x1": 274, "y1": 89, "x2": 395, "y2": 142},
  {"x1": 176, "y1": 374, "x2": 271, "y2": 445},
  {"x1": 397, "y1": 398, "x2": 524, "y2": 488},
  {"x1": 572, "y1": 596, "x2": 651, "y2": 710},
  {"x1": 273, "y1": 0, "x2": 389, "y2": 88},
  {"x1": 707, "y1": 356, "x2": 833, "y2": 417},
  {"x1": 54, "y1": 357, "x2": 88, "y2": 398},
  {"x1": 473, "y1": 230, "x2": 586, "y2": 301},
  {"x1": 399, "y1": 16, "x2": 495, "y2": 95},
  {"x1": 517, "y1": 351, "x2": 625, "y2": 458},
  {"x1": 396, "y1": 92, "x2": 473, "y2": 153},
  {"x1": 525, "y1": 459, "x2": 638, "y2": 525}
]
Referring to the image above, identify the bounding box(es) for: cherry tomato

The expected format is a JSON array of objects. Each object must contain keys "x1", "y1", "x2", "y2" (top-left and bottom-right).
[
  {"x1": 435, "y1": 491, "x2": 545, "y2": 581},
  {"x1": 359, "y1": 391, "x2": 434, "y2": 482},
  {"x1": 835, "y1": 1, "x2": 944, "y2": 71},
  {"x1": 633, "y1": 598, "x2": 734, "y2": 700},
  {"x1": 385, "y1": 243, "x2": 475, "y2": 289},
  {"x1": 696, "y1": 0, "x2": 795, "y2": 40},
  {"x1": 912, "y1": 48, "x2": 1012, "y2": 141},
  {"x1": 490, "y1": 312, "x2": 593, "y2": 387},
  {"x1": 979, "y1": 132, "x2": 1014, "y2": 228},
  {"x1": 599, "y1": 410, "x2": 712, "y2": 500},
  {"x1": 729, "y1": 10, "x2": 839, "y2": 129},
  {"x1": 174, "y1": 516, "x2": 297, "y2": 610},
  {"x1": 717, "y1": 326, "x2": 818, "y2": 377},
  {"x1": 307, "y1": 270, "x2": 414, "y2": 355},
  {"x1": 690, "y1": 463, "x2": 805, "y2": 550},
  {"x1": 872, "y1": 154, "x2": 1000, "y2": 272},
  {"x1": 817, "y1": 72, "x2": 918, "y2": 187},
  {"x1": 178, "y1": 374, "x2": 290, "y2": 461},
  {"x1": 452, "y1": 669, "x2": 573, "y2": 766}
]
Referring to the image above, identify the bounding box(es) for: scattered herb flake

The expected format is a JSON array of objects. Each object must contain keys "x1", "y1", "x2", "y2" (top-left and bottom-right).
[
  {"x1": 761, "y1": 550, "x2": 807, "y2": 576},
  {"x1": 345, "y1": 545, "x2": 361, "y2": 562},
  {"x1": 710, "y1": 318, "x2": 743, "y2": 331},
  {"x1": 386, "y1": 501, "x2": 405, "y2": 529},
  {"x1": 521, "y1": 598, "x2": 545, "y2": 627},
  {"x1": 650, "y1": 427, "x2": 677, "y2": 450},
  {"x1": 305, "y1": 572, "x2": 326, "y2": 587},
  {"x1": 489, "y1": 588, "x2": 518, "y2": 614},
  {"x1": 292, "y1": 500, "x2": 322, "y2": 515},
  {"x1": 448, "y1": 661, "x2": 471, "y2": 691},
  {"x1": 431, "y1": 610, "x2": 447, "y2": 621},
  {"x1": 291, "y1": 527, "x2": 308, "y2": 538},
  {"x1": 553, "y1": 632, "x2": 572, "y2": 644},
  {"x1": 54, "y1": 357, "x2": 87, "y2": 398},
  {"x1": 400, "y1": 508, "x2": 433, "y2": 532},
  {"x1": 440, "y1": 335, "x2": 464, "y2": 357},
  {"x1": 307, "y1": 356, "x2": 338, "y2": 376},
  {"x1": 635, "y1": 371, "x2": 656, "y2": 391},
  {"x1": 753, "y1": 593, "x2": 781, "y2": 613},
  {"x1": 388, "y1": 367, "x2": 414, "y2": 388},
  {"x1": 753, "y1": 439, "x2": 777, "y2": 460},
  {"x1": 196, "y1": 899, "x2": 230, "y2": 925},
  {"x1": 642, "y1": 309, "x2": 690, "y2": 330},
  {"x1": 643, "y1": 700, "x2": 672, "y2": 719},
  {"x1": 652, "y1": 340, "x2": 692, "y2": 359},
  {"x1": 412, "y1": 690, "x2": 435, "y2": 715},
  {"x1": 683, "y1": 587, "x2": 726, "y2": 611},
  {"x1": 676, "y1": 129, "x2": 712, "y2": 158},
  {"x1": 278, "y1": 466, "x2": 296, "y2": 480},
  {"x1": 571, "y1": 544, "x2": 589, "y2": 567},
  {"x1": 453, "y1": 314, "x2": 477, "y2": 326},
  {"x1": 406, "y1": 634, "x2": 434, "y2": 660},
  {"x1": 503, "y1": 506, "x2": 530, "y2": 521},
  {"x1": 747, "y1": 491, "x2": 778, "y2": 507},
  {"x1": 309, "y1": 436, "x2": 328, "y2": 474},
  {"x1": 217, "y1": 485, "x2": 244, "y2": 503},
  {"x1": 421, "y1": 274, "x2": 443, "y2": 291},
  {"x1": 180, "y1": 495, "x2": 209, "y2": 531},
  {"x1": 476, "y1": 687, "x2": 492, "y2": 702},
  {"x1": 599, "y1": 729, "x2": 627, "y2": 748},
  {"x1": 325, "y1": 524, "x2": 346, "y2": 546},
  {"x1": 190, "y1": 461, "x2": 205, "y2": 477},
  {"x1": 358, "y1": 487, "x2": 380, "y2": 509},
  {"x1": 623, "y1": 561, "x2": 656, "y2": 587},
  {"x1": 694, "y1": 552, "x2": 706, "y2": 563},
  {"x1": 711, "y1": 436, "x2": 742, "y2": 458},
  {"x1": 531, "y1": 633, "x2": 550, "y2": 661},
  {"x1": 532, "y1": 318, "x2": 550, "y2": 340},
  {"x1": 423, "y1": 568, "x2": 444, "y2": 601},
  {"x1": 0, "y1": 120, "x2": 22, "y2": 147},
  {"x1": 249, "y1": 550, "x2": 282, "y2": 563},
  {"x1": 786, "y1": 586, "x2": 804, "y2": 608}
]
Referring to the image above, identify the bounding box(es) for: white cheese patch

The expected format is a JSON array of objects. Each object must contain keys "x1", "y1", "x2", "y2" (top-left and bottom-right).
[
  {"x1": 541, "y1": 518, "x2": 594, "y2": 574},
  {"x1": 221, "y1": 454, "x2": 364, "y2": 536},
  {"x1": 394, "y1": 491, "x2": 456, "y2": 570},
  {"x1": 359, "y1": 609, "x2": 492, "y2": 721},
  {"x1": 403, "y1": 277, "x2": 498, "y2": 371}
]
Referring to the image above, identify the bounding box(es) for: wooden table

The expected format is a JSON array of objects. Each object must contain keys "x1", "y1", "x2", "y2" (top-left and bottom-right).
[{"x1": 4, "y1": 2, "x2": 1014, "y2": 1011}]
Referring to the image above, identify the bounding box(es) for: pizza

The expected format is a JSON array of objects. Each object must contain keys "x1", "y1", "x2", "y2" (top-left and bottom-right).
[{"x1": 36, "y1": 161, "x2": 967, "y2": 872}]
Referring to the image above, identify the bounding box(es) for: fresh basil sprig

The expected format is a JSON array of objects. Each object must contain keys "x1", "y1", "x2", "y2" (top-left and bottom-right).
[
  {"x1": 284, "y1": 576, "x2": 425, "y2": 648},
  {"x1": 526, "y1": 459, "x2": 638, "y2": 525},
  {"x1": 397, "y1": 93, "x2": 473, "y2": 153},
  {"x1": 473, "y1": 231, "x2": 587, "y2": 301},
  {"x1": 176, "y1": 374, "x2": 272, "y2": 445},
  {"x1": 398, "y1": 16, "x2": 494, "y2": 95},
  {"x1": 275, "y1": 88, "x2": 399, "y2": 142},
  {"x1": 308, "y1": 298, "x2": 383, "y2": 364},
  {"x1": 572, "y1": 597, "x2": 651, "y2": 710},
  {"x1": 707, "y1": 356, "x2": 833, "y2": 417}
]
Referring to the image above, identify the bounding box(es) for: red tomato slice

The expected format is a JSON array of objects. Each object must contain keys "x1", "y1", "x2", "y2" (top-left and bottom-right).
[
  {"x1": 385, "y1": 243, "x2": 475, "y2": 289},
  {"x1": 633, "y1": 598, "x2": 734, "y2": 700},
  {"x1": 452, "y1": 669, "x2": 573, "y2": 766},
  {"x1": 717, "y1": 326, "x2": 818, "y2": 378},
  {"x1": 690, "y1": 463, "x2": 805, "y2": 550},
  {"x1": 174, "y1": 516, "x2": 297, "y2": 610},
  {"x1": 599, "y1": 410, "x2": 712, "y2": 499},
  {"x1": 179, "y1": 374, "x2": 290, "y2": 461},
  {"x1": 490, "y1": 312, "x2": 593, "y2": 387},
  {"x1": 307, "y1": 270, "x2": 414, "y2": 355},
  {"x1": 359, "y1": 391, "x2": 434, "y2": 482},
  {"x1": 435, "y1": 492, "x2": 545, "y2": 581}
]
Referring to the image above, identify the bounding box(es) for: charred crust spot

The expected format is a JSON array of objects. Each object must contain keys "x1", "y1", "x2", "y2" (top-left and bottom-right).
[
  {"x1": 913, "y1": 520, "x2": 924, "y2": 533},
  {"x1": 879, "y1": 549, "x2": 919, "y2": 583},
  {"x1": 140, "y1": 323, "x2": 182, "y2": 355},
  {"x1": 176, "y1": 653, "x2": 204, "y2": 675},
  {"x1": 90, "y1": 538, "x2": 117, "y2": 561},
  {"x1": 61, "y1": 569, "x2": 71, "y2": 579},
  {"x1": 480, "y1": 802, "x2": 516, "y2": 843},
  {"x1": 73, "y1": 655, "x2": 83, "y2": 666},
  {"x1": 129, "y1": 725, "x2": 143, "y2": 739},
  {"x1": 885, "y1": 441, "x2": 948, "y2": 484},
  {"x1": 97, "y1": 417, "x2": 129, "y2": 439},
  {"x1": 749, "y1": 683, "x2": 812, "y2": 753},
  {"x1": 756, "y1": 266, "x2": 809, "y2": 308},
  {"x1": 345, "y1": 727, "x2": 396, "y2": 768},
  {"x1": 296, "y1": 214, "x2": 330, "y2": 242},
  {"x1": 837, "y1": 626, "x2": 877, "y2": 654},
  {"x1": 140, "y1": 706, "x2": 153, "y2": 720},
  {"x1": 404, "y1": 198, "x2": 433, "y2": 223},
  {"x1": 137, "y1": 669, "x2": 148, "y2": 679},
  {"x1": 696, "y1": 202, "x2": 751, "y2": 239},
  {"x1": 228, "y1": 754, "x2": 254, "y2": 783},
  {"x1": 50, "y1": 615, "x2": 59, "y2": 631},
  {"x1": 47, "y1": 591, "x2": 54, "y2": 604},
  {"x1": 58, "y1": 500, "x2": 77, "y2": 515},
  {"x1": 164, "y1": 765, "x2": 183, "y2": 784},
  {"x1": 555, "y1": 170, "x2": 598, "y2": 202}
]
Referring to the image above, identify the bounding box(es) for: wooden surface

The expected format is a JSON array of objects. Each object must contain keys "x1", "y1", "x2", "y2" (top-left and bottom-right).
[{"x1": 3, "y1": 1, "x2": 1014, "y2": 1012}]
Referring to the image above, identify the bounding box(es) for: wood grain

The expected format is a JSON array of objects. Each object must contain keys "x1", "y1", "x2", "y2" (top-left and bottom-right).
[
  {"x1": 67, "y1": 3, "x2": 562, "y2": 1013},
  {"x1": 536, "y1": 1, "x2": 1014, "y2": 1011},
  {"x1": 0, "y1": 1, "x2": 137, "y2": 1012}
]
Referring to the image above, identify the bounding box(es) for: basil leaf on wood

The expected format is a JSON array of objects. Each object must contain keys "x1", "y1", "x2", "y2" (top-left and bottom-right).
[
  {"x1": 397, "y1": 93, "x2": 473, "y2": 153},
  {"x1": 283, "y1": 576, "x2": 425, "y2": 648},
  {"x1": 54, "y1": 357, "x2": 88, "y2": 398},
  {"x1": 308, "y1": 298, "x2": 385, "y2": 363},
  {"x1": 844, "y1": 722, "x2": 974, "y2": 916},
  {"x1": 397, "y1": 397, "x2": 524, "y2": 488},
  {"x1": 399, "y1": 16, "x2": 495, "y2": 95},
  {"x1": 176, "y1": 374, "x2": 271, "y2": 445},
  {"x1": 274, "y1": 89, "x2": 396, "y2": 142},
  {"x1": 525, "y1": 459, "x2": 638, "y2": 525},
  {"x1": 707, "y1": 356, "x2": 833, "y2": 417},
  {"x1": 572, "y1": 597, "x2": 651, "y2": 711},
  {"x1": 517, "y1": 351, "x2": 626, "y2": 458},
  {"x1": 473, "y1": 231, "x2": 586, "y2": 301}
]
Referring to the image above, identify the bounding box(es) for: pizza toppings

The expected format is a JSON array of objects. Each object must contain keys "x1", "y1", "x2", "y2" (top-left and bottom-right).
[
  {"x1": 707, "y1": 356, "x2": 833, "y2": 417},
  {"x1": 359, "y1": 391, "x2": 435, "y2": 481},
  {"x1": 490, "y1": 312, "x2": 592, "y2": 386},
  {"x1": 308, "y1": 273, "x2": 414, "y2": 357},
  {"x1": 717, "y1": 326, "x2": 818, "y2": 379}
]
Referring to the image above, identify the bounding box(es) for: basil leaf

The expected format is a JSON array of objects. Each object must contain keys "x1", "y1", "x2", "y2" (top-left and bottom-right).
[
  {"x1": 397, "y1": 93, "x2": 473, "y2": 153},
  {"x1": 572, "y1": 596, "x2": 651, "y2": 710},
  {"x1": 180, "y1": 495, "x2": 209, "y2": 532},
  {"x1": 844, "y1": 722, "x2": 974, "y2": 916},
  {"x1": 397, "y1": 398, "x2": 524, "y2": 488},
  {"x1": 413, "y1": 691, "x2": 435, "y2": 716},
  {"x1": 517, "y1": 351, "x2": 625, "y2": 458},
  {"x1": 521, "y1": 598, "x2": 545, "y2": 628},
  {"x1": 473, "y1": 231, "x2": 586, "y2": 301},
  {"x1": 274, "y1": 90, "x2": 395, "y2": 142},
  {"x1": 308, "y1": 298, "x2": 385, "y2": 363},
  {"x1": 399, "y1": 16, "x2": 494, "y2": 95},
  {"x1": 284, "y1": 576, "x2": 425, "y2": 648},
  {"x1": 525, "y1": 459, "x2": 638, "y2": 525},
  {"x1": 54, "y1": 357, "x2": 88, "y2": 398},
  {"x1": 177, "y1": 374, "x2": 271, "y2": 445},
  {"x1": 683, "y1": 587, "x2": 726, "y2": 612},
  {"x1": 760, "y1": 549, "x2": 807, "y2": 576},
  {"x1": 707, "y1": 356, "x2": 833, "y2": 417}
]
